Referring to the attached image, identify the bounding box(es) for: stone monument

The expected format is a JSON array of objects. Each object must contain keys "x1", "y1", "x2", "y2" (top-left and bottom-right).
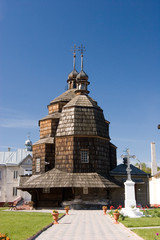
[{"x1": 121, "y1": 149, "x2": 144, "y2": 218}]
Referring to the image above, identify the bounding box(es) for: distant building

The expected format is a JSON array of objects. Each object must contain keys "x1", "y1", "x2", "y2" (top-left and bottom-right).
[
  {"x1": 149, "y1": 171, "x2": 160, "y2": 206},
  {"x1": 149, "y1": 142, "x2": 160, "y2": 206},
  {"x1": 110, "y1": 158, "x2": 150, "y2": 207},
  {"x1": 0, "y1": 138, "x2": 32, "y2": 206}
]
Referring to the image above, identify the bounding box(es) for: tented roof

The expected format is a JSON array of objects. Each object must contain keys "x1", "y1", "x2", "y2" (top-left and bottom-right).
[{"x1": 56, "y1": 94, "x2": 109, "y2": 138}]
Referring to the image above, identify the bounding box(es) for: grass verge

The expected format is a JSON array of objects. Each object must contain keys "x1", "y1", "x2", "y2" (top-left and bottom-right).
[
  {"x1": 0, "y1": 211, "x2": 64, "y2": 240},
  {"x1": 119, "y1": 216, "x2": 160, "y2": 228},
  {"x1": 118, "y1": 209, "x2": 160, "y2": 240},
  {"x1": 132, "y1": 228, "x2": 160, "y2": 240}
]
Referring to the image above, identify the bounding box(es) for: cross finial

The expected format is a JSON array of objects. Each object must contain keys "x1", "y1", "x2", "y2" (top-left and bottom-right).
[
  {"x1": 71, "y1": 44, "x2": 77, "y2": 70},
  {"x1": 78, "y1": 44, "x2": 86, "y2": 55},
  {"x1": 72, "y1": 44, "x2": 77, "y2": 56},
  {"x1": 121, "y1": 148, "x2": 136, "y2": 181},
  {"x1": 78, "y1": 44, "x2": 86, "y2": 71}
]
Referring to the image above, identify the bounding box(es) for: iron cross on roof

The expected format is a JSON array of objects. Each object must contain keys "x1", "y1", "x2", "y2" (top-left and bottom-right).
[
  {"x1": 121, "y1": 148, "x2": 136, "y2": 181},
  {"x1": 78, "y1": 44, "x2": 86, "y2": 55},
  {"x1": 72, "y1": 44, "x2": 78, "y2": 55}
]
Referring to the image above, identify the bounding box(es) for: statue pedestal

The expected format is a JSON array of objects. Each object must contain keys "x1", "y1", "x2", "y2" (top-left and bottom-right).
[
  {"x1": 121, "y1": 207, "x2": 144, "y2": 218},
  {"x1": 124, "y1": 180, "x2": 136, "y2": 208},
  {"x1": 121, "y1": 180, "x2": 143, "y2": 218}
]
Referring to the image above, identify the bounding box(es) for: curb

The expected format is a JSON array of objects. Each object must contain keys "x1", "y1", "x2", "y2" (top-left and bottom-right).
[
  {"x1": 27, "y1": 214, "x2": 65, "y2": 240},
  {"x1": 119, "y1": 222, "x2": 144, "y2": 240},
  {"x1": 107, "y1": 214, "x2": 144, "y2": 240}
]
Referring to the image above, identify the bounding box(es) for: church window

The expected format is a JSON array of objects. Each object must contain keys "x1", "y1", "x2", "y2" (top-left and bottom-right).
[
  {"x1": 13, "y1": 187, "x2": 17, "y2": 196},
  {"x1": 36, "y1": 158, "x2": 41, "y2": 172},
  {"x1": 43, "y1": 188, "x2": 50, "y2": 193},
  {"x1": 13, "y1": 171, "x2": 18, "y2": 179},
  {"x1": 81, "y1": 150, "x2": 89, "y2": 163}
]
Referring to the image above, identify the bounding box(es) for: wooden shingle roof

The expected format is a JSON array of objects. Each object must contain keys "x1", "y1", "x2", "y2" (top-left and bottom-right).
[
  {"x1": 19, "y1": 168, "x2": 121, "y2": 189},
  {"x1": 50, "y1": 89, "x2": 77, "y2": 104},
  {"x1": 56, "y1": 94, "x2": 109, "y2": 138},
  {"x1": 33, "y1": 137, "x2": 54, "y2": 146}
]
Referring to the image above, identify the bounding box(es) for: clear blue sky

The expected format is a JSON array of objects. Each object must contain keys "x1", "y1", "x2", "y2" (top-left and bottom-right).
[{"x1": 0, "y1": 0, "x2": 160, "y2": 167}]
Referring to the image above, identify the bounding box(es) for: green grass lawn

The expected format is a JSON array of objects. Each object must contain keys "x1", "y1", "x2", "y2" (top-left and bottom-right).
[
  {"x1": 0, "y1": 210, "x2": 64, "y2": 240},
  {"x1": 132, "y1": 228, "x2": 160, "y2": 240},
  {"x1": 119, "y1": 216, "x2": 160, "y2": 227},
  {"x1": 119, "y1": 209, "x2": 160, "y2": 240}
]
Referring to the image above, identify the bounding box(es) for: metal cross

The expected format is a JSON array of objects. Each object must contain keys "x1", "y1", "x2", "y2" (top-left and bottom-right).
[
  {"x1": 121, "y1": 148, "x2": 136, "y2": 181},
  {"x1": 78, "y1": 44, "x2": 86, "y2": 55},
  {"x1": 72, "y1": 44, "x2": 77, "y2": 55}
]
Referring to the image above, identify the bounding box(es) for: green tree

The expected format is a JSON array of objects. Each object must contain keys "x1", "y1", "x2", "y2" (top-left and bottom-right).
[{"x1": 135, "y1": 162, "x2": 151, "y2": 174}]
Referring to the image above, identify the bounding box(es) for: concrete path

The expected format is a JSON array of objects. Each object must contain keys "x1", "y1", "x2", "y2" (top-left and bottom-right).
[{"x1": 35, "y1": 210, "x2": 144, "y2": 240}]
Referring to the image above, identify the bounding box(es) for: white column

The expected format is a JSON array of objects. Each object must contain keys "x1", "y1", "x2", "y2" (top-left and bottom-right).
[{"x1": 151, "y1": 142, "x2": 157, "y2": 176}]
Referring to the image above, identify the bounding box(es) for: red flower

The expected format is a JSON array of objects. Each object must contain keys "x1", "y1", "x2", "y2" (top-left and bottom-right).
[
  {"x1": 117, "y1": 205, "x2": 122, "y2": 209},
  {"x1": 110, "y1": 206, "x2": 115, "y2": 210}
]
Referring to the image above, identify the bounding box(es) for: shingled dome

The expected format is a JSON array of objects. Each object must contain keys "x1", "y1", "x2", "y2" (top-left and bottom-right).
[
  {"x1": 76, "y1": 70, "x2": 88, "y2": 80},
  {"x1": 68, "y1": 69, "x2": 79, "y2": 79},
  {"x1": 56, "y1": 94, "x2": 109, "y2": 138}
]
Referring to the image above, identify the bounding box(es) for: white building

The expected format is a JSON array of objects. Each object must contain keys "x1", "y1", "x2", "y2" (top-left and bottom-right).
[
  {"x1": 149, "y1": 142, "x2": 160, "y2": 206},
  {"x1": 0, "y1": 138, "x2": 32, "y2": 205},
  {"x1": 149, "y1": 171, "x2": 160, "y2": 206}
]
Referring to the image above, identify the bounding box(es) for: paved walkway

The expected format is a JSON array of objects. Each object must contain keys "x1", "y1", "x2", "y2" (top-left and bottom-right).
[{"x1": 35, "y1": 210, "x2": 144, "y2": 240}]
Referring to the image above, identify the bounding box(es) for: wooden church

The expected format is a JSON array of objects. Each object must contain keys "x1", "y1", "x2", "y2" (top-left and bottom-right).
[{"x1": 19, "y1": 46, "x2": 149, "y2": 208}]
